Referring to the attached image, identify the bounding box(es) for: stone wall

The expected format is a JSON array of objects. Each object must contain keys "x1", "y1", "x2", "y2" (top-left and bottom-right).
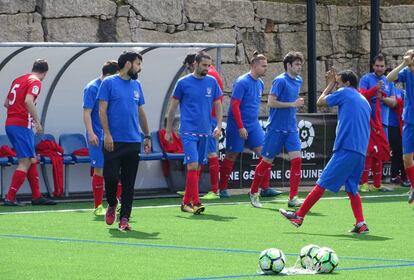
[{"x1": 1, "y1": 0, "x2": 414, "y2": 115}]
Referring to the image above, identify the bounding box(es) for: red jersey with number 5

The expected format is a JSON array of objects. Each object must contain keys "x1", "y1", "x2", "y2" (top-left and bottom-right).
[{"x1": 5, "y1": 74, "x2": 42, "y2": 128}]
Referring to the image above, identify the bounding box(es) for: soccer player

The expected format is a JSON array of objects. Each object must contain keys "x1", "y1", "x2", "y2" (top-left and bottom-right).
[
  {"x1": 182, "y1": 53, "x2": 224, "y2": 200},
  {"x1": 279, "y1": 69, "x2": 371, "y2": 234},
  {"x1": 387, "y1": 49, "x2": 414, "y2": 203},
  {"x1": 165, "y1": 51, "x2": 223, "y2": 214},
  {"x1": 83, "y1": 60, "x2": 119, "y2": 216},
  {"x1": 98, "y1": 50, "x2": 151, "y2": 231},
  {"x1": 3, "y1": 59, "x2": 56, "y2": 206},
  {"x1": 218, "y1": 52, "x2": 282, "y2": 199},
  {"x1": 248, "y1": 51, "x2": 304, "y2": 208},
  {"x1": 358, "y1": 54, "x2": 396, "y2": 192}
]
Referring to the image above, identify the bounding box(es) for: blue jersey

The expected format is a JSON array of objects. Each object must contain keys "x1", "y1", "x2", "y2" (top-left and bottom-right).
[
  {"x1": 359, "y1": 73, "x2": 395, "y2": 126},
  {"x1": 172, "y1": 74, "x2": 222, "y2": 135},
  {"x1": 267, "y1": 72, "x2": 302, "y2": 132},
  {"x1": 388, "y1": 87, "x2": 404, "y2": 127},
  {"x1": 228, "y1": 73, "x2": 263, "y2": 128},
  {"x1": 326, "y1": 87, "x2": 371, "y2": 156},
  {"x1": 397, "y1": 67, "x2": 414, "y2": 125},
  {"x1": 83, "y1": 78, "x2": 102, "y2": 139},
  {"x1": 97, "y1": 75, "x2": 145, "y2": 142}
]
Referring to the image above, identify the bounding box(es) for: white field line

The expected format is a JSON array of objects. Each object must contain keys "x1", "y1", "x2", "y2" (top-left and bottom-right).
[{"x1": 0, "y1": 193, "x2": 407, "y2": 215}]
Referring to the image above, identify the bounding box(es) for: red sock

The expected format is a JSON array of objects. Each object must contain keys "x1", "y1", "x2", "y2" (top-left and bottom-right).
[
  {"x1": 92, "y1": 174, "x2": 104, "y2": 208},
  {"x1": 250, "y1": 160, "x2": 271, "y2": 194},
  {"x1": 219, "y1": 158, "x2": 234, "y2": 190},
  {"x1": 259, "y1": 157, "x2": 270, "y2": 189},
  {"x1": 27, "y1": 163, "x2": 42, "y2": 200},
  {"x1": 116, "y1": 181, "x2": 122, "y2": 200},
  {"x1": 289, "y1": 157, "x2": 302, "y2": 199},
  {"x1": 183, "y1": 169, "x2": 198, "y2": 205},
  {"x1": 372, "y1": 158, "x2": 382, "y2": 188},
  {"x1": 6, "y1": 170, "x2": 27, "y2": 201},
  {"x1": 296, "y1": 185, "x2": 325, "y2": 218},
  {"x1": 405, "y1": 165, "x2": 414, "y2": 190},
  {"x1": 347, "y1": 192, "x2": 365, "y2": 224},
  {"x1": 208, "y1": 157, "x2": 219, "y2": 193},
  {"x1": 360, "y1": 156, "x2": 372, "y2": 184}
]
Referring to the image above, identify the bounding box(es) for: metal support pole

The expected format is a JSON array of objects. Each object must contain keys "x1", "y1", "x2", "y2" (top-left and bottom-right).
[
  {"x1": 370, "y1": 0, "x2": 380, "y2": 71},
  {"x1": 307, "y1": 0, "x2": 317, "y2": 113}
]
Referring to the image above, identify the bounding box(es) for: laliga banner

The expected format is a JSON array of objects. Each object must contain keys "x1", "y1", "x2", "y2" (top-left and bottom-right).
[{"x1": 218, "y1": 114, "x2": 336, "y2": 188}]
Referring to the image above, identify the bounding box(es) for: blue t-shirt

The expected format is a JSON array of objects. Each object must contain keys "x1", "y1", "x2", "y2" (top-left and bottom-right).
[
  {"x1": 83, "y1": 78, "x2": 103, "y2": 139},
  {"x1": 267, "y1": 72, "x2": 302, "y2": 132},
  {"x1": 326, "y1": 87, "x2": 371, "y2": 156},
  {"x1": 388, "y1": 87, "x2": 404, "y2": 127},
  {"x1": 397, "y1": 67, "x2": 414, "y2": 124},
  {"x1": 228, "y1": 73, "x2": 263, "y2": 128},
  {"x1": 97, "y1": 75, "x2": 145, "y2": 142},
  {"x1": 173, "y1": 74, "x2": 222, "y2": 135},
  {"x1": 359, "y1": 73, "x2": 395, "y2": 126}
]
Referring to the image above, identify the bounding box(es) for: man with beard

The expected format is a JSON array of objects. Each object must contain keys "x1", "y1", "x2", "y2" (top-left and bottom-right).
[
  {"x1": 165, "y1": 51, "x2": 223, "y2": 214},
  {"x1": 358, "y1": 54, "x2": 396, "y2": 192},
  {"x1": 98, "y1": 50, "x2": 151, "y2": 231}
]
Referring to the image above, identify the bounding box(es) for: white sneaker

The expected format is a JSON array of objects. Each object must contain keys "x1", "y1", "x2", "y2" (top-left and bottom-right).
[
  {"x1": 288, "y1": 196, "x2": 302, "y2": 208},
  {"x1": 248, "y1": 192, "x2": 262, "y2": 208}
]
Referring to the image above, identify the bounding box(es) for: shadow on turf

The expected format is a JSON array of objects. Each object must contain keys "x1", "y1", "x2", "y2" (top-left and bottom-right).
[
  {"x1": 175, "y1": 214, "x2": 237, "y2": 222},
  {"x1": 108, "y1": 228, "x2": 160, "y2": 239},
  {"x1": 286, "y1": 231, "x2": 392, "y2": 241},
  {"x1": 261, "y1": 207, "x2": 326, "y2": 217}
]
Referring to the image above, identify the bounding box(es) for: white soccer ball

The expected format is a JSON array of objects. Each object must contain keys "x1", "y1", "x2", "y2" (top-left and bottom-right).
[
  {"x1": 258, "y1": 248, "x2": 286, "y2": 274},
  {"x1": 299, "y1": 244, "x2": 320, "y2": 269},
  {"x1": 314, "y1": 247, "x2": 339, "y2": 273}
]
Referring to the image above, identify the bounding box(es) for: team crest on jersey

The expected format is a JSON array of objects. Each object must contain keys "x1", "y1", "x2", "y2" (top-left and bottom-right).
[
  {"x1": 134, "y1": 90, "x2": 140, "y2": 101},
  {"x1": 32, "y1": 86, "x2": 40, "y2": 95},
  {"x1": 206, "y1": 87, "x2": 212, "y2": 97}
]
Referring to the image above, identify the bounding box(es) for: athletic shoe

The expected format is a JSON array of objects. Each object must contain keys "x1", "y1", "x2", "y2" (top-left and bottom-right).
[
  {"x1": 219, "y1": 189, "x2": 230, "y2": 198},
  {"x1": 349, "y1": 223, "x2": 369, "y2": 234},
  {"x1": 2, "y1": 198, "x2": 22, "y2": 206},
  {"x1": 105, "y1": 205, "x2": 117, "y2": 225},
  {"x1": 359, "y1": 183, "x2": 371, "y2": 192},
  {"x1": 180, "y1": 203, "x2": 194, "y2": 213},
  {"x1": 279, "y1": 208, "x2": 303, "y2": 227},
  {"x1": 390, "y1": 176, "x2": 403, "y2": 185},
  {"x1": 118, "y1": 217, "x2": 131, "y2": 232},
  {"x1": 409, "y1": 189, "x2": 414, "y2": 204},
  {"x1": 93, "y1": 204, "x2": 106, "y2": 216},
  {"x1": 288, "y1": 196, "x2": 302, "y2": 208},
  {"x1": 31, "y1": 197, "x2": 56, "y2": 205},
  {"x1": 176, "y1": 191, "x2": 185, "y2": 196},
  {"x1": 248, "y1": 192, "x2": 262, "y2": 208},
  {"x1": 193, "y1": 203, "x2": 205, "y2": 215},
  {"x1": 260, "y1": 188, "x2": 283, "y2": 197},
  {"x1": 402, "y1": 180, "x2": 411, "y2": 188},
  {"x1": 201, "y1": 191, "x2": 220, "y2": 200},
  {"x1": 371, "y1": 185, "x2": 393, "y2": 192}
]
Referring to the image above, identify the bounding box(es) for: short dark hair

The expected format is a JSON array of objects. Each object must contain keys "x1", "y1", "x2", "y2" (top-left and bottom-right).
[
  {"x1": 183, "y1": 53, "x2": 196, "y2": 65},
  {"x1": 338, "y1": 70, "x2": 359, "y2": 89},
  {"x1": 118, "y1": 50, "x2": 142, "y2": 69},
  {"x1": 32, "y1": 59, "x2": 48, "y2": 73},
  {"x1": 102, "y1": 60, "x2": 119, "y2": 76},
  {"x1": 194, "y1": 51, "x2": 211, "y2": 63},
  {"x1": 250, "y1": 51, "x2": 267, "y2": 65},
  {"x1": 283, "y1": 51, "x2": 304, "y2": 71},
  {"x1": 373, "y1": 53, "x2": 386, "y2": 64}
]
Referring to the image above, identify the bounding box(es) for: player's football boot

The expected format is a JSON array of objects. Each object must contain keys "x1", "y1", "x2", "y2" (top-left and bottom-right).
[
  {"x1": 288, "y1": 196, "x2": 302, "y2": 208},
  {"x1": 31, "y1": 197, "x2": 56, "y2": 205},
  {"x1": 219, "y1": 189, "x2": 230, "y2": 198},
  {"x1": 105, "y1": 205, "x2": 117, "y2": 225},
  {"x1": 193, "y1": 203, "x2": 205, "y2": 215},
  {"x1": 118, "y1": 217, "x2": 131, "y2": 232},
  {"x1": 371, "y1": 185, "x2": 393, "y2": 192},
  {"x1": 279, "y1": 208, "x2": 303, "y2": 227},
  {"x1": 359, "y1": 183, "x2": 371, "y2": 192},
  {"x1": 93, "y1": 204, "x2": 106, "y2": 216},
  {"x1": 176, "y1": 191, "x2": 185, "y2": 197},
  {"x1": 402, "y1": 180, "x2": 411, "y2": 188},
  {"x1": 408, "y1": 189, "x2": 414, "y2": 204},
  {"x1": 390, "y1": 176, "x2": 403, "y2": 185},
  {"x1": 180, "y1": 203, "x2": 194, "y2": 213},
  {"x1": 260, "y1": 188, "x2": 283, "y2": 197},
  {"x1": 349, "y1": 222, "x2": 369, "y2": 234},
  {"x1": 2, "y1": 198, "x2": 22, "y2": 206},
  {"x1": 201, "y1": 191, "x2": 220, "y2": 200},
  {"x1": 249, "y1": 192, "x2": 262, "y2": 208}
]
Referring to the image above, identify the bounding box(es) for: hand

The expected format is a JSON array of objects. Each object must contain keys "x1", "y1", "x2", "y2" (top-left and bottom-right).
[
  {"x1": 34, "y1": 123, "x2": 43, "y2": 134},
  {"x1": 325, "y1": 68, "x2": 336, "y2": 85},
  {"x1": 88, "y1": 132, "x2": 99, "y2": 146},
  {"x1": 376, "y1": 80, "x2": 384, "y2": 99},
  {"x1": 143, "y1": 138, "x2": 151, "y2": 154},
  {"x1": 164, "y1": 130, "x2": 173, "y2": 143},
  {"x1": 294, "y1": 97, "x2": 305, "y2": 107},
  {"x1": 213, "y1": 127, "x2": 222, "y2": 139},
  {"x1": 403, "y1": 52, "x2": 414, "y2": 66},
  {"x1": 104, "y1": 133, "x2": 113, "y2": 152},
  {"x1": 238, "y1": 127, "x2": 248, "y2": 139}
]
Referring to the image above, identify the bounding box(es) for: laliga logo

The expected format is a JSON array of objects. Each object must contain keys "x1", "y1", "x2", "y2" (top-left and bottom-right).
[{"x1": 298, "y1": 120, "x2": 316, "y2": 160}]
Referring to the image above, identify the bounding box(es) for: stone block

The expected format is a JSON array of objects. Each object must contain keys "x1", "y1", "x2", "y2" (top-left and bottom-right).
[
  {"x1": 381, "y1": 5, "x2": 414, "y2": 23},
  {"x1": 0, "y1": 0, "x2": 36, "y2": 14},
  {"x1": 0, "y1": 13, "x2": 43, "y2": 41},
  {"x1": 254, "y1": 1, "x2": 306, "y2": 24},
  {"x1": 44, "y1": 17, "x2": 99, "y2": 42},
  {"x1": 127, "y1": 0, "x2": 183, "y2": 25},
  {"x1": 41, "y1": 0, "x2": 116, "y2": 18}
]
